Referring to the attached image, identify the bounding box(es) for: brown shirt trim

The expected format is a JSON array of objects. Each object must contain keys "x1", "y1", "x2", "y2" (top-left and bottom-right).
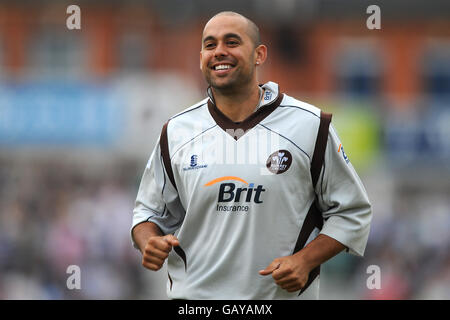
[
  {"x1": 310, "y1": 111, "x2": 332, "y2": 187},
  {"x1": 160, "y1": 121, "x2": 177, "y2": 191},
  {"x1": 207, "y1": 93, "x2": 284, "y2": 140},
  {"x1": 292, "y1": 110, "x2": 333, "y2": 296}
]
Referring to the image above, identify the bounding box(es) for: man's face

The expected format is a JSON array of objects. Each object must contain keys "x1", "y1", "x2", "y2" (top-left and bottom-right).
[{"x1": 200, "y1": 15, "x2": 257, "y2": 91}]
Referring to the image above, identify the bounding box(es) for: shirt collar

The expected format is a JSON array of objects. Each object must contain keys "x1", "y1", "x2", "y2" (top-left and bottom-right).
[
  {"x1": 207, "y1": 81, "x2": 280, "y2": 111},
  {"x1": 257, "y1": 81, "x2": 279, "y2": 110}
]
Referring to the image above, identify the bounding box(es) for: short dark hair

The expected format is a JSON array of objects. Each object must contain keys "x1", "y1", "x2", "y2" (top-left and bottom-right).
[{"x1": 209, "y1": 11, "x2": 261, "y2": 48}]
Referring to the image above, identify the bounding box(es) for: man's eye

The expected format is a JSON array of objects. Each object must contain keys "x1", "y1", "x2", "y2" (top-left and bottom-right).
[
  {"x1": 227, "y1": 40, "x2": 239, "y2": 46},
  {"x1": 205, "y1": 43, "x2": 216, "y2": 49}
]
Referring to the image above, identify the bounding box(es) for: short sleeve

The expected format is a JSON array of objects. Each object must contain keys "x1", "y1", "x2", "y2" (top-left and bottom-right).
[
  {"x1": 131, "y1": 135, "x2": 186, "y2": 249},
  {"x1": 316, "y1": 124, "x2": 372, "y2": 256}
]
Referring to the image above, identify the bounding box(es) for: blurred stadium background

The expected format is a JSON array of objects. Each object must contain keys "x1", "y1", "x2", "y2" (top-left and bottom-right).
[{"x1": 0, "y1": 0, "x2": 449, "y2": 299}]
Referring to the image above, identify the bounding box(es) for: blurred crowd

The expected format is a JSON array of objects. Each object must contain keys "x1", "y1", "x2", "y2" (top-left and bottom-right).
[
  {"x1": 352, "y1": 173, "x2": 450, "y2": 299},
  {"x1": 0, "y1": 158, "x2": 149, "y2": 299},
  {"x1": 0, "y1": 156, "x2": 449, "y2": 299}
]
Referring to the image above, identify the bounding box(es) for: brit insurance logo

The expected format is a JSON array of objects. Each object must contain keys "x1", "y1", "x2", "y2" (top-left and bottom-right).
[
  {"x1": 204, "y1": 176, "x2": 266, "y2": 213},
  {"x1": 183, "y1": 154, "x2": 208, "y2": 171},
  {"x1": 266, "y1": 149, "x2": 292, "y2": 174}
]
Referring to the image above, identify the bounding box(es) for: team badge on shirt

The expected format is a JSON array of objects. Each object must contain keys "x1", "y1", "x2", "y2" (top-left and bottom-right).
[
  {"x1": 266, "y1": 150, "x2": 292, "y2": 174},
  {"x1": 183, "y1": 154, "x2": 208, "y2": 171}
]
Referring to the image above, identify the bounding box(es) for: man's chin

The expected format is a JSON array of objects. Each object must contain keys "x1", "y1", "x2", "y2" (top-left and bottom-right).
[
  {"x1": 210, "y1": 82, "x2": 234, "y2": 91},
  {"x1": 208, "y1": 77, "x2": 239, "y2": 91}
]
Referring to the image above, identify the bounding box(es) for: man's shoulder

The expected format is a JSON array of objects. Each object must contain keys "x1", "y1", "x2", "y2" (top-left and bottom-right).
[
  {"x1": 168, "y1": 98, "x2": 210, "y2": 123},
  {"x1": 279, "y1": 94, "x2": 322, "y2": 119},
  {"x1": 163, "y1": 98, "x2": 214, "y2": 143}
]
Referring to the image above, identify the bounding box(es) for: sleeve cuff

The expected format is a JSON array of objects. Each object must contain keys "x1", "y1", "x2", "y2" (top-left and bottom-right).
[{"x1": 319, "y1": 216, "x2": 370, "y2": 257}]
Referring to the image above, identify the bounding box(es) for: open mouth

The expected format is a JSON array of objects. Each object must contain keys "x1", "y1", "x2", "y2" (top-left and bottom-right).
[{"x1": 211, "y1": 63, "x2": 235, "y2": 72}]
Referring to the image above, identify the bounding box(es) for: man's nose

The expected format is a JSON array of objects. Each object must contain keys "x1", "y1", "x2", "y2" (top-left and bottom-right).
[{"x1": 214, "y1": 42, "x2": 228, "y2": 58}]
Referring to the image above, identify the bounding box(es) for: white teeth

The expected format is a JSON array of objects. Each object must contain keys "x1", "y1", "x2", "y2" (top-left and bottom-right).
[{"x1": 215, "y1": 64, "x2": 232, "y2": 70}]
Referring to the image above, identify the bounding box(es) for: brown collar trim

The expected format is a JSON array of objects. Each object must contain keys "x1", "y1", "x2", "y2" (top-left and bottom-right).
[{"x1": 207, "y1": 93, "x2": 284, "y2": 140}]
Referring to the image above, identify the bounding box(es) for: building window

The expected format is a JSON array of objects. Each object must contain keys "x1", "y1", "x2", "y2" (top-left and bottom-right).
[
  {"x1": 26, "y1": 28, "x2": 87, "y2": 77},
  {"x1": 422, "y1": 41, "x2": 450, "y2": 102},
  {"x1": 334, "y1": 38, "x2": 383, "y2": 99},
  {"x1": 116, "y1": 32, "x2": 150, "y2": 72}
]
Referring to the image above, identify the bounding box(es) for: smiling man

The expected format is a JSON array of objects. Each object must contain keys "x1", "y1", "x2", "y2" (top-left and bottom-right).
[
  {"x1": 200, "y1": 12, "x2": 267, "y2": 124},
  {"x1": 131, "y1": 11, "x2": 372, "y2": 299}
]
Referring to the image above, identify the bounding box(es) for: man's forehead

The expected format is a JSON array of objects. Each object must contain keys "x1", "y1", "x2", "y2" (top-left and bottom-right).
[{"x1": 202, "y1": 15, "x2": 249, "y2": 40}]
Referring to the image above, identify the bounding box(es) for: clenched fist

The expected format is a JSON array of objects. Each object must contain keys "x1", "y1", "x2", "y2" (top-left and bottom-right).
[
  {"x1": 142, "y1": 234, "x2": 179, "y2": 271},
  {"x1": 259, "y1": 255, "x2": 310, "y2": 293}
]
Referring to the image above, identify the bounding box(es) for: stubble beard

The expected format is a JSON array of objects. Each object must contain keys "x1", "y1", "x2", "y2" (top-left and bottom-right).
[{"x1": 205, "y1": 64, "x2": 255, "y2": 95}]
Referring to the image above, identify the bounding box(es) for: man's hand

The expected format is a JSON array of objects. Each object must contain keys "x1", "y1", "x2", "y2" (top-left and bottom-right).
[
  {"x1": 259, "y1": 255, "x2": 311, "y2": 292},
  {"x1": 259, "y1": 234, "x2": 346, "y2": 293},
  {"x1": 142, "y1": 234, "x2": 179, "y2": 271}
]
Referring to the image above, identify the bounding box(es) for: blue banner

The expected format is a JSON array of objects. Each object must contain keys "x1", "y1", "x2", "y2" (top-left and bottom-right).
[
  {"x1": 0, "y1": 81, "x2": 124, "y2": 146},
  {"x1": 385, "y1": 105, "x2": 450, "y2": 165}
]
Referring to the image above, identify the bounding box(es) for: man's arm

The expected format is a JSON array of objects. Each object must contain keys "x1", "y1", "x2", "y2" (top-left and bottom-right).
[
  {"x1": 295, "y1": 234, "x2": 346, "y2": 269},
  {"x1": 259, "y1": 234, "x2": 345, "y2": 292},
  {"x1": 133, "y1": 221, "x2": 179, "y2": 271},
  {"x1": 131, "y1": 128, "x2": 185, "y2": 271},
  {"x1": 132, "y1": 221, "x2": 164, "y2": 253}
]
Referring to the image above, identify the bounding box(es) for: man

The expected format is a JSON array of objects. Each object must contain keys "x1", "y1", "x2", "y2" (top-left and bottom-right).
[{"x1": 131, "y1": 11, "x2": 372, "y2": 299}]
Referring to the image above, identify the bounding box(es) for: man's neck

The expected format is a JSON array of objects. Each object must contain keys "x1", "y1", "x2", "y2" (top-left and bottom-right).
[{"x1": 211, "y1": 83, "x2": 262, "y2": 123}]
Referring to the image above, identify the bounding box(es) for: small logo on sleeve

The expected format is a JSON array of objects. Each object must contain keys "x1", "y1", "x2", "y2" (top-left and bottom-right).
[
  {"x1": 338, "y1": 144, "x2": 350, "y2": 164},
  {"x1": 266, "y1": 150, "x2": 292, "y2": 174}
]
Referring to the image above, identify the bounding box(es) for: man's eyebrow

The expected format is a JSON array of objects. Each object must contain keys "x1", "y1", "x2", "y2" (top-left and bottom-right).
[
  {"x1": 203, "y1": 35, "x2": 216, "y2": 43},
  {"x1": 202, "y1": 33, "x2": 243, "y2": 43},
  {"x1": 223, "y1": 33, "x2": 243, "y2": 41}
]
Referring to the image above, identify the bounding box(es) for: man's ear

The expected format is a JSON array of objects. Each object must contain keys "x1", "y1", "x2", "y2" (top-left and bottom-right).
[
  {"x1": 254, "y1": 44, "x2": 267, "y2": 66},
  {"x1": 200, "y1": 51, "x2": 203, "y2": 70}
]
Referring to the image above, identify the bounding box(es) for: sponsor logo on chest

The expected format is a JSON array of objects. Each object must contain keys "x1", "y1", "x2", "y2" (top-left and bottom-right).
[{"x1": 204, "y1": 176, "x2": 266, "y2": 213}]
